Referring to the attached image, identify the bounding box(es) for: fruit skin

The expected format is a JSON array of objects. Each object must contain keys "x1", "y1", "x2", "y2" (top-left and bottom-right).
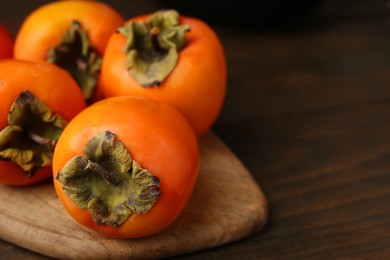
[
  {"x1": 99, "y1": 13, "x2": 227, "y2": 136},
  {"x1": 0, "y1": 59, "x2": 87, "y2": 185},
  {"x1": 13, "y1": 0, "x2": 124, "y2": 59},
  {"x1": 0, "y1": 23, "x2": 13, "y2": 59},
  {"x1": 52, "y1": 96, "x2": 200, "y2": 238}
]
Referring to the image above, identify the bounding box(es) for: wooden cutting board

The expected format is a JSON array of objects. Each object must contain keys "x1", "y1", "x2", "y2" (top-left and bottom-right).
[{"x1": 0, "y1": 132, "x2": 268, "y2": 259}]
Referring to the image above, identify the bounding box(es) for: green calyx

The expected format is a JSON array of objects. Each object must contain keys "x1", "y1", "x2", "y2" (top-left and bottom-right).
[
  {"x1": 118, "y1": 9, "x2": 190, "y2": 87},
  {"x1": 0, "y1": 91, "x2": 67, "y2": 177},
  {"x1": 56, "y1": 131, "x2": 160, "y2": 227},
  {"x1": 47, "y1": 20, "x2": 101, "y2": 102}
]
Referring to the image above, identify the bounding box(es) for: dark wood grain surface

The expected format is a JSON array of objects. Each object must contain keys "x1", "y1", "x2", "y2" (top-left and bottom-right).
[{"x1": 2, "y1": 0, "x2": 390, "y2": 259}]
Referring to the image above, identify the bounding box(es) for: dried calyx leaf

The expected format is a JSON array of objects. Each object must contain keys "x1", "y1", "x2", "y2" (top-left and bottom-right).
[
  {"x1": 118, "y1": 9, "x2": 190, "y2": 87},
  {"x1": 47, "y1": 20, "x2": 101, "y2": 102},
  {"x1": 0, "y1": 91, "x2": 67, "y2": 177},
  {"x1": 56, "y1": 131, "x2": 160, "y2": 227}
]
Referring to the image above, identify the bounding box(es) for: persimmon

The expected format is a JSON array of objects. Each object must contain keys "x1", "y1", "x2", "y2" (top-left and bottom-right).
[
  {"x1": 53, "y1": 96, "x2": 199, "y2": 238},
  {"x1": 14, "y1": 0, "x2": 124, "y2": 102},
  {"x1": 0, "y1": 22, "x2": 13, "y2": 59},
  {"x1": 0, "y1": 59, "x2": 86, "y2": 185},
  {"x1": 99, "y1": 10, "x2": 227, "y2": 136}
]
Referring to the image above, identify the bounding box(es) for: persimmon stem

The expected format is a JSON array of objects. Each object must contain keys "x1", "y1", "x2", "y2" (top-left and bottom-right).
[
  {"x1": 47, "y1": 20, "x2": 101, "y2": 102},
  {"x1": 56, "y1": 131, "x2": 160, "y2": 227},
  {"x1": 28, "y1": 131, "x2": 56, "y2": 147},
  {"x1": 150, "y1": 26, "x2": 163, "y2": 53},
  {"x1": 84, "y1": 160, "x2": 121, "y2": 186},
  {"x1": 118, "y1": 10, "x2": 190, "y2": 87},
  {"x1": 0, "y1": 91, "x2": 67, "y2": 176}
]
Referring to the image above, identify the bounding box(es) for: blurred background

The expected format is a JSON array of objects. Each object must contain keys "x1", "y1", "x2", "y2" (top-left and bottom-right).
[{"x1": 2, "y1": 1, "x2": 388, "y2": 33}]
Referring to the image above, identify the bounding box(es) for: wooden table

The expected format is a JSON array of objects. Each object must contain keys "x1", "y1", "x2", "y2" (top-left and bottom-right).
[{"x1": 1, "y1": 0, "x2": 390, "y2": 258}]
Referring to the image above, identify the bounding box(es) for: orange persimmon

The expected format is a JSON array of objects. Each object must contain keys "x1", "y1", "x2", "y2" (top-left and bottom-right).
[
  {"x1": 0, "y1": 23, "x2": 13, "y2": 59},
  {"x1": 53, "y1": 96, "x2": 199, "y2": 238},
  {"x1": 99, "y1": 10, "x2": 227, "y2": 136},
  {"x1": 0, "y1": 59, "x2": 86, "y2": 185},
  {"x1": 14, "y1": 0, "x2": 124, "y2": 102}
]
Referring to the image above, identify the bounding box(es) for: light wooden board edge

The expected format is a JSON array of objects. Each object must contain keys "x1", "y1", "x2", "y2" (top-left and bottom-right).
[{"x1": 0, "y1": 132, "x2": 268, "y2": 259}]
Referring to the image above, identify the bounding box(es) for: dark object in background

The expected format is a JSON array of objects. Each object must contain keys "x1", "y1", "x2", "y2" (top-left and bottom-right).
[{"x1": 155, "y1": 0, "x2": 325, "y2": 29}]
